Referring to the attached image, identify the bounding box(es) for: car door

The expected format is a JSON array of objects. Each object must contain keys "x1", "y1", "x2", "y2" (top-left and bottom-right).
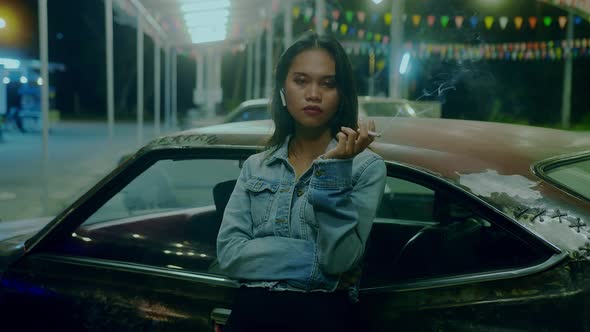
[
  {"x1": 0, "y1": 149, "x2": 247, "y2": 331},
  {"x1": 359, "y1": 163, "x2": 578, "y2": 332}
]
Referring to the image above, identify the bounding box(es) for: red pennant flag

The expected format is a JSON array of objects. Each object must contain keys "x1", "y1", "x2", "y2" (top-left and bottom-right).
[
  {"x1": 332, "y1": 10, "x2": 340, "y2": 20},
  {"x1": 427, "y1": 15, "x2": 436, "y2": 27},
  {"x1": 357, "y1": 11, "x2": 366, "y2": 23},
  {"x1": 528, "y1": 16, "x2": 537, "y2": 29}
]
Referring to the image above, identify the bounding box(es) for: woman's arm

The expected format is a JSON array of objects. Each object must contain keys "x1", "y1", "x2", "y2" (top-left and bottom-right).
[
  {"x1": 308, "y1": 156, "x2": 386, "y2": 275},
  {"x1": 216, "y1": 157, "x2": 318, "y2": 282}
]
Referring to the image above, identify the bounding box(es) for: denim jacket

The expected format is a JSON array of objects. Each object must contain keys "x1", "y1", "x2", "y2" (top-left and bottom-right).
[{"x1": 216, "y1": 136, "x2": 386, "y2": 293}]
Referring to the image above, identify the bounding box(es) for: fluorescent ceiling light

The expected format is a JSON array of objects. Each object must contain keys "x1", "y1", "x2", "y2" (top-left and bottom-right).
[
  {"x1": 190, "y1": 34, "x2": 226, "y2": 44},
  {"x1": 184, "y1": 16, "x2": 228, "y2": 28},
  {"x1": 189, "y1": 26, "x2": 226, "y2": 44},
  {"x1": 181, "y1": 0, "x2": 230, "y2": 13},
  {"x1": 0, "y1": 58, "x2": 21, "y2": 70},
  {"x1": 20, "y1": 76, "x2": 28, "y2": 84},
  {"x1": 184, "y1": 9, "x2": 229, "y2": 22}
]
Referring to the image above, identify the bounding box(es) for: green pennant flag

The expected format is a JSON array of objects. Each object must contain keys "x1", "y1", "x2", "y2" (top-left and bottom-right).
[
  {"x1": 441, "y1": 15, "x2": 450, "y2": 28},
  {"x1": 543, "y1": 16, "x2": 552, "y2": 27},
  {"x1": 346, "y1": 11, "x2": 353, "y2": 23}
]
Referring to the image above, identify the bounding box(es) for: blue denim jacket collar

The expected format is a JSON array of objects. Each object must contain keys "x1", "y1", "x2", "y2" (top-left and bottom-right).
[{"x1": 264, "y1": 134, "x2": 339, "y2": 166}]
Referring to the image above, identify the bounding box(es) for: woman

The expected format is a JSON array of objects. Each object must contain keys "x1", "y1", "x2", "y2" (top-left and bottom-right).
[{"x1": 216, "y1": 31, "x2": 386, "y2": 332}]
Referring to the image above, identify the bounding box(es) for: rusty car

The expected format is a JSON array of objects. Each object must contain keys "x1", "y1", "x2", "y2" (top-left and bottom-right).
[{"x1": 1, "y1": 117, "x2": 590, "y2": 331}]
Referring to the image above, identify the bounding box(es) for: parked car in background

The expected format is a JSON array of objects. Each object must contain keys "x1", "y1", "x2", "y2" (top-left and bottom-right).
[
  {"x1": 189, "y1": 96, "x2": 430, "y2": 128},
  {"x1": 222, "y1": 98, "x2": 270, "y2": 123},
  {"x1": 1, "y1": 118, "x2": 590, "y2": 331}
]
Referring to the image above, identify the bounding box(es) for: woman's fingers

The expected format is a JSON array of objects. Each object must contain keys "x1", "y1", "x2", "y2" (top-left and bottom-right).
[
  {"x1": 340, "y1": 127, "x2": 357, "y2": 154},
  {"x1": 336, "y1": 132, "x2": 347, "y2": 151}
]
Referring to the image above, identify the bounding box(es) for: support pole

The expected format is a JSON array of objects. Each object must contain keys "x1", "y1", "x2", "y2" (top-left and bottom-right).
[
  {"x1": 561, "y1": 12, "x2": 574, "y2": 129},
  {"x1": 172, "y1": 49, "x2": 178, "y2": 128},
  {"x1": 315, "y1": 0, "x2": 325, "y2": 35},
  {"x1": 154, "y1": 39, "x2": 161, "y2": 136},
  {"x1": 264, "y1": 4, "x2": 274, "y2": 97},
  {"x1": 254, "y1": 33, "x2": 262, "y2": 98},
  {"x1": 137, "y1": 17, "x2": 144, "y2": 147},
  {"x1": 389, "y1": 0, "x2": 404, "y2": 99},
  {"x1": 284, "y1": 0, "x2": 293, "y2": 50},
  {"x1": 38, "y1": 0, "x2": 49, "y2": 214},
  {"x1": 246, "y1": 41, "x2": 253, "y2": 99},
  {"x1": 105, "y1": 0, "x2": 115, "y2": 139},
  {"x1": 164, "y1": 46, "x2": 171, "y2": 129}
]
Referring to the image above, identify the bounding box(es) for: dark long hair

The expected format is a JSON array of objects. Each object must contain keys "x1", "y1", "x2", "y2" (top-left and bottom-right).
[{"x1": 266, "y1": 31, "x2": 358, "y2": 150}]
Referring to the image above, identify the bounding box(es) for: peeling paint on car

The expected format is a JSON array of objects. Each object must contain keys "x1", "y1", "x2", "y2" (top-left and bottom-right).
[
  {"x1": 145, "y1": 134, "x2": 220, "y2": 150},
  {"x1": 457, "y1": 169, "x2": 543, "y2": 202}
]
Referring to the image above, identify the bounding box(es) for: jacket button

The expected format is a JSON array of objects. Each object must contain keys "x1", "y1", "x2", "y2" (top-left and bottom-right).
[
  {"x1": 297, "y1": 189, "x2": 304, "y2": 197},
  {"x1": 315, "y1": 170, "x2": 323, "y2": 176}
]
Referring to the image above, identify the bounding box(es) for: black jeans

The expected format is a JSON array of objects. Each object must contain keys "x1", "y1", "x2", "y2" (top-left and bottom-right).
[{"x1": 223, "y1": 286, "x2": 361, "y2": 332}]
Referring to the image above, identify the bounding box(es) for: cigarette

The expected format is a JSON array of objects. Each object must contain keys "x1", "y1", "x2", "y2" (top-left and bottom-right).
[
  {"x1": 354, "y1": 128, "x2": 382, "y2": 137},
  {"x1": 368, "y1": 131, "x2": 381, "y2": 137}
]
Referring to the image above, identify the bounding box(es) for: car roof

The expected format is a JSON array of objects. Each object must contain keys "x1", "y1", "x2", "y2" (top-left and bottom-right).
[{"x1": 149, "y1": 117, "x2": 589, "y2": 179}]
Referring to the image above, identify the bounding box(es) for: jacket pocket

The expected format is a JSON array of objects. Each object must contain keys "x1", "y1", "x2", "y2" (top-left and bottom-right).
[{"x1": 244, "y1": 178, "x2": 279, "y2": 227}]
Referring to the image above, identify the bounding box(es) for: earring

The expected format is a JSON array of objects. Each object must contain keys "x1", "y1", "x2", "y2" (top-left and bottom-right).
[{"x1": 280, "y1": 89, "x2": 287, "y2": 107}]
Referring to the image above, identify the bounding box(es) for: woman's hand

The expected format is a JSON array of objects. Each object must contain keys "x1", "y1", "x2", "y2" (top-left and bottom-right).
[{"x1": 323, "y1": 120, "x2": 376, "y2": 160}]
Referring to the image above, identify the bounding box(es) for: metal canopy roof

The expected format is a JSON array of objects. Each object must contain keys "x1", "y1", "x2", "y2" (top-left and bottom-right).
[{"x1": 112, "y1": 0, "x2": 274, "y2": 47}]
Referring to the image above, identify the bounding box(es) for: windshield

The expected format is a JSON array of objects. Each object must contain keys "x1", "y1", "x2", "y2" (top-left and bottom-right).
[
  {"x1": 544, "y1": 157, "x2": 590, "y2": 200},
  {"x1": 87, "y1": 158, "x2": 242, "y2": 225}
]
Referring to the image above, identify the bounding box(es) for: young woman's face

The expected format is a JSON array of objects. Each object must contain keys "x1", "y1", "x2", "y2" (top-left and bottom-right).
[{"x1": 283, "y1": 48, "x2": 340, "y2": 131}]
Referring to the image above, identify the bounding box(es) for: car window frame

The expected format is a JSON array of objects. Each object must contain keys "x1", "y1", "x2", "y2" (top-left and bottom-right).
[
  {"x1": 533, "y1": 151, "x2": 590, "y2": 203},
  {"x1": 26, "y1": 146, "x2": 262, "y2": 256},
  {"x1": 361, "y1": 161, "x2": 565, "y2": 293},
  {"x1": 15, "y1": 146, "x2": 262, "y2": 289},
  {"x1": 19, "y1": 146, "x2": 566, "y2": 293}
]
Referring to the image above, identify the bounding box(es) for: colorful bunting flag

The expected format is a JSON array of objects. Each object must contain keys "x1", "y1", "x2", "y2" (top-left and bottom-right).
[
  {"x1": 340, "y1": 24, "x2": 348, "y2": 35},
  {"x1": 412, "y1": 15, "x2": 421, "y2": 27},
  {"x1": 559, "y1": 16, "x2": 567, "y2": 29},
  {"x1": 543, "y1": 16, "x2": 552, "y2": 27},
  {"x1": 514, "y1": 16, "x2": 523, "y2": 30},
  {"x1": 528, "y1": 16, "x2": 537, "y2": 29},
  {"x1": 470, "y1": 16, "x2": 478, "y2": 28},
  {"x1": 499, "y1": 16, "x2": 508, "y2": 30},
  {"x1": 427, "y1": 15, "x2": 436, "y2": 27},
  {"x1": 384, "y1": 13, "x2": 392, "y2": 25},
  {"x1": 345, "y1": 11, "x2": 353, "y2": 23},
  {"x1": 331, "y1": 21, "x2": 338, "y2": 32},
  {"x1": 304, "y1": 7, "x2": 313, "y2": 23},
  {"x1": 332, "y1": 10, "x2": 340, "y2": 20},
  {"x1": 357, "y1": 11, "x2": 366, "y2": 24},
  {"x1": 440, "y1": 15, "x2": 450, "y2": 28},
  {"x1": 293, "y1": 6, "x2": 301, "y2": 19},
  {"x1": 455, "y1": 16, "x2": 464, "y2": 28},
  {"x1": 371, "y1": 13, "x2": 378, "y2": 23},
  {"x1": 484, "y1": 16, "x2": 494, "y2": 29}
]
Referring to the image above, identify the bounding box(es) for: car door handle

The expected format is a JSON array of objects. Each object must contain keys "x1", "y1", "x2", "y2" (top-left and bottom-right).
[{"x1": 211, "y1": 308, "x2": 231, "y2": 331}]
